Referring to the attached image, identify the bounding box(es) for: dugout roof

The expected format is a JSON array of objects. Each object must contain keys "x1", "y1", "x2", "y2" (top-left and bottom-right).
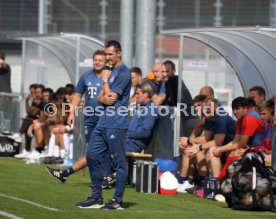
[
  {"x1": 12, "y1": 33, "x2": 104, "y2": 94},
  {"x1": 163, "y1": 26, "x2": 276, "y2": 99}
]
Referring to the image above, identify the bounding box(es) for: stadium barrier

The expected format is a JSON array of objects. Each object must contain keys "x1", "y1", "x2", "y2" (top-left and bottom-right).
[{"x1": 0, "y1": 92, "x2": 21, "y2": 134}]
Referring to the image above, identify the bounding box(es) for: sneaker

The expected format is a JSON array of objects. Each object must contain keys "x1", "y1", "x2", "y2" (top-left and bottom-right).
[
  {"x1": 26, "y1": 150, "x2": 41, "y2": 159},
  {"x1": 102, "y1": 178, "x2": 112, "y2": 189},
  {"x1": 176, "y1": 175, "x2": 187, "y2": 184},
  {"x1": 215, "y1": 194, "x2": 226, "y2": 203},
  {"x1": 185, "y1": 187, "x2": 197, "y2": 195},
  {"x1": 14, "y1": 149, "x2": 30, "y2": 159},
  {"x1": 106, "y1": 173, "x2": 116, "y2": 185},
  {"x1": 43, "y1": 156, "x2": 56, "y2": 164},
  {"x1": 101, "y1": 199, "x2": 123, "y2": 210},
  {"x1": 76, "y1": 197, "x2": 104, "y2": 209},
  {"x1": 46, "y1": 166, "x2": 67, "y2": 183},
  {"x1": 177, "y1": 180, "x2": 194, "y2": 193},
  {"x1": 8, "y1": 133, "x2": 22, "y2": 143},
  {"x1": 59, "y1": 159, "x2": 74, "y2": 167},
  {"x1": 51, "y1": 157, "x2": 64, "y2": 164}
]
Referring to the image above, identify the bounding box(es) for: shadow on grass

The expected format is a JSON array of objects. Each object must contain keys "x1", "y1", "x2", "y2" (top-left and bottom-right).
[
  {"x1": 122, "y1": 202, "x2": 138, "y2": 209},
  {"x1": 72, "y1": 182, "x2": 91, "y2": 187}
]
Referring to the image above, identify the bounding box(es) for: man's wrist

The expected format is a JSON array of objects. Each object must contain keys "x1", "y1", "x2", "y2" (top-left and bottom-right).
[
  {"x1": 199, "y1": 144, "x2": 203, "y2": 151},
  {"x1": 213, "y1": 147, "x2": 221, "y2": 157}
]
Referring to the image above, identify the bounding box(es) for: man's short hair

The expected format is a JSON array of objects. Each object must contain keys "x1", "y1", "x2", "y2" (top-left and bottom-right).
[
  {"x1": 270, "y1": 95, "x2": 275, "y2": 105},
  {"x1": 29, "y1": 83, "x2": 38, "y2": 90},
  {"x1": 246, "y1": 97, "x2": 256, "y2": 108},
  {"x1": 55, "y1": 87, "x2": 68, "y2": 96},
  {"x1": 249, "y1": 86, "x2": 266, "y2": 98},
  {"x1": 93, "y1": 50, "x2": 105, "y2": 58},
  {"x1": 199, "y1": 86, "x2": 214, "y2": 97},
  {"x1": 34, "y1": 84, "x2": 45, "y2": 92},
  {"x1": 266, "y1": 100, "x2": 275, "y2": 116},
  {"x1": 0, "y1": 52, "x2": 5, "y2": 60},
  {"x1": 43, "y1": 88, "x2": 54, "y2": 94},
  {"x1": 193, "y1": 94, "x2": 207, "y2": 104},
  {"x1": 131, "y1": 67, "x2": 142, "y2": 77},
  {"x1": 65, "y1": 83, "x2": 75, "y2": 92},
  {"x1": 205, "y1": 97, "x2": 219, "y2": 107},
  {"x1": 257, "y1": 100, "x2": 275, "y2": 115},
  {"x1": 137, "y1": 82, "x2": 154, "y2": 98},
  {"x1": 232, "y1": 97, "x2": 248, "y2": 110},
  {"x1": 163, "y1": 60, "x2": 175, "y2": 71},
  {"x1": 105, "y1": 40, "x2": 122, "y2": 52}
]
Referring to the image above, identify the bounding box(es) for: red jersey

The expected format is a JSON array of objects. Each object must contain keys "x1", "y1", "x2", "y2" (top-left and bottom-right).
[{"x1": 236, "y1": 110, "x2": 265, "y2": 146}]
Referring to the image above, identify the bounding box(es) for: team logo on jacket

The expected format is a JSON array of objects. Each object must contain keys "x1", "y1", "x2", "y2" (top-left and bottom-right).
[
  {"x1": 110, "y1": 134, "x2": 115, "y2": 139},
  {"x1": 109, "y1": 76, "x2": 115, "y2": 83}
]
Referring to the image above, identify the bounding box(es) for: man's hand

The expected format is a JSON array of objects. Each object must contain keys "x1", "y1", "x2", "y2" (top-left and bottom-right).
[
  {"x1": 59, "y1": 125, "x2": 67, "y2": 133},
  {"x1": 52, "y1": 126, "x2": 60, "y2": 134},
  {"x1": 26, "y1": 93, "x2": 33, "y2": 100},
  {"x1": 103, "y1": 93, "x2": 117, "y2": 105},
  {"x1": 27, "y1": 126, "x2": 33, "y2": 137},
  {"x1": 102, "y1": 69, "x2": 112, "y2": 82},
  {"x1": 230, "y1": 147, "x2": 248, "y2": 157},
  {"x1": 179, "y1": 137, "x2": 189, "y2": 149},
  {"x1": 33, "y1": 122, "x2": 42, "y2": 130},
  {"x1": 212, "y1": 147, "x2": 221, "y2": 157},
  {"x1": 67, "y1": 112, "x2": 75, "y2": 125},
  {"x1": 185, "y1": 143, "x2": 200, "y2": 157}
]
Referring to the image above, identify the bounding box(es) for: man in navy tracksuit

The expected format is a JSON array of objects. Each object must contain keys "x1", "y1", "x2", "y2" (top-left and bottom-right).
[
  {"x1": 77, "y1": 40, "x2": 131, "y2": 210},
  {"x1": 125, "y1": 83, "x2": 158, "y2": 153}
]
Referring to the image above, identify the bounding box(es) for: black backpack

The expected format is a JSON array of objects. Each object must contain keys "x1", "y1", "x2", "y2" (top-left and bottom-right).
[{"x1": 225, "y1": 149, "x2": 276, "y2": 212}]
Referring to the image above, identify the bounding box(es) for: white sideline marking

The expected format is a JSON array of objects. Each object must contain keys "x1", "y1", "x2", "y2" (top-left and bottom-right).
[
  {"x1": 0, "y1": 210, "x2": 24, "y2": 219},
  {"x1": 0, "y1": 193, "x2": 60, "y2": 212}
]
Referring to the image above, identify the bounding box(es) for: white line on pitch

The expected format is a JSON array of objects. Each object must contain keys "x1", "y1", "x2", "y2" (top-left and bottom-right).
[
  {"x1": 0, "y1": 210, "x2": 24, "y2": 219},
  {"x1": 0, "y1": 193, "x2": 60, "y2": 211}
]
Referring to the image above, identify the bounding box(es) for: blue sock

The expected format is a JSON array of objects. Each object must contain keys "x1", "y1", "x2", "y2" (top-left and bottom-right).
[
  {"x1": 62, "y1": 167, "x2": 74, "y2": 177},
  {"x1": 177, "y1": 176, "x2": 187, "y2": 184}
]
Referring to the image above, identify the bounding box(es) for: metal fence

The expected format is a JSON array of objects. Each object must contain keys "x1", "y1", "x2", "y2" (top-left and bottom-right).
[{"x1": 0, "y1": 92, "x2": 21, "y2": 134}]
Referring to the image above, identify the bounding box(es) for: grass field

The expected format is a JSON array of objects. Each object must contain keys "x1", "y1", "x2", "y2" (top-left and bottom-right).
[{"x1": 0, "y1": 157, "x2": 275, "y2": 219}]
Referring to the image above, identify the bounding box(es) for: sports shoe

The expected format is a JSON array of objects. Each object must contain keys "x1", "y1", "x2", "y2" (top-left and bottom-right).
[
  {"x1": 185, "y1": 187, "x2": 197, "y2": 195},
  {"x1": 46, "y1": 166, "x2": 67, "y2": 183},
  {"x1": 14, "y1": 149, "x2": 30, "y2": 159},
  {"x1": 8, "y1": 133, "x2": 22, "y2": 143},
  {"x1": 76, "y1": 197, "x2": 104, "y2": 209},
  {"x1": 176, "y1": 175, "x2": 187, "y2": 184},
  {"x1": 102, "y1": 177, "x2": 112, "y2": 189},
  {"x1": 215, "y1": 194, "x2": 226, "y2": 202},
  {"x1": 26, "y1": 150, "x2": 41, "y2": 159},
  {"x1": 177, "y1": 180, "x2": 194, "y2": 193},
  {"x1": 106, "y1": 173, "x2": 116, "y2": 185},
  {"x1": 51, "y1": 157, "x2": 64, "y2": 164},
  {"x1": 59, "y1": 158, "x2": 74, "y2": 167},
  {"x1": 185, "y1": 185, "x2": 204, "y2": 195},
  {"x1": 42, "y1": 156, "x2": 55, "y2": 164},
  {"x1": 101, "y1": 199, "x2": 123, "y2": 210}
]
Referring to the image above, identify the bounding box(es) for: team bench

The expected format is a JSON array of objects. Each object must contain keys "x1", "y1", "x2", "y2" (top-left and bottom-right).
[{"x1": 126, "y1": 152, "x2": 153, "y2": 159}]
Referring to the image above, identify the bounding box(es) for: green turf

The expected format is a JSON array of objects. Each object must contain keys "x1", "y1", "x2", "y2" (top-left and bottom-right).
[{"x1": 0, "y1": 157, "x2": 275, "y2": 219}]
